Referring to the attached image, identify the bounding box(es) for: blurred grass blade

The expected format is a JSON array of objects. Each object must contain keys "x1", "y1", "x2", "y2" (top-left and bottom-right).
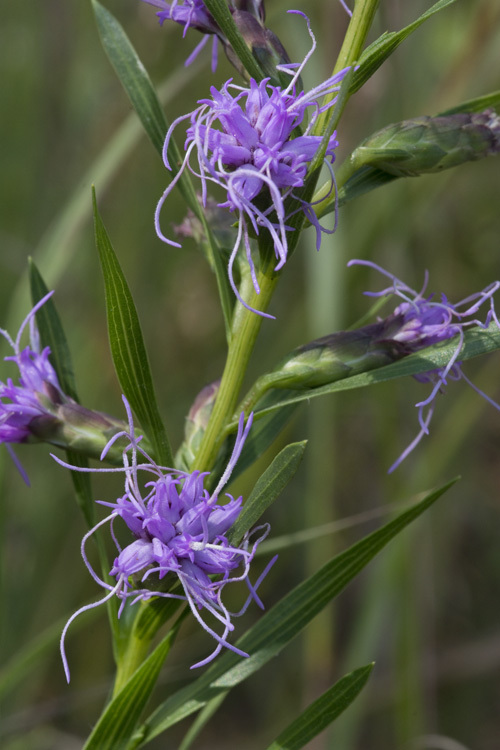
[
  {"x1": 92, "y1": 0, "x2": 233, "y2": 337},
  {"x1": 251, "y1": 323, "x2": 500, "y2": 420},
  {"x1": 179, "y1": 692, "x2": 228, "y2": 750},
  {"x1": 134, "y1": 479, "x2": 455, "y2": 744},
  {"x1": 203, "y1": 0, "x2": 266, "y2": 81},
  {"x1": 0, "y1": 604, "x2": 102, "y2": 702},
  {"x1": 228, "y1": 440, "x2": 307, "y2": 545},
  {"x1": 351, "y1": 0, "x2": 458, "y2": 95},
  {"x1": 92, "y1": 189, "x2": 174, "y2": 467},
  {"x1": 265, "y1": 664, "x2": 374, "y2": 750},
  {"x1": 83, "y1": 624, "x2": 181, "y2": 750}
]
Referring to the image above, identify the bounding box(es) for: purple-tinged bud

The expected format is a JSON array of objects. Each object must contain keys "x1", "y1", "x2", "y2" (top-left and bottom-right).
[
  {"x1": 259, "y1": 321, "x2": 410, "y2": 393},
  {"x1": 176, "y1": 380, "x2": 220, "y2": 470},
  {"x1": 350, "y1": 109, "x2": 500, "y2": 177},
  {"x1": 227, "y1": 10, "x2": 292, "y2": 84},
  {"x1": 57, "y1": 402, "x2": 276, "y2": 681},
  {"x1": 232, "y1": 0, "x2": 265, "y2": 22}
]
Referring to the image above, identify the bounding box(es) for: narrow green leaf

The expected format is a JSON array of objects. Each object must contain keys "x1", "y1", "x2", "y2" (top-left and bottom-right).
[
  {"x1": 351, "y1": 0, "x2": 458, "y2": 95},
  {"x1": 28, "y1": 261, "x2": 96, "y2": 525},
  {"x1": 203, "y1": 0, "x2": 266, "y2": 81},
  {"x1": 265, "y1": 664, "x2": 374, "y2": 750},
  {"x1": 134, "y1": 479, "x2": 455, "y2": 744},
  {"x1": 439, "y1": 90, "x2": 500, "y2": 116},
  {"x1": 91, "y1": 0, "x2": 233, "y2": 337},
  {"x1": 92, "y1": 189, "x2": 173, "y2": 467},
  {"x1": 84, "y1": 625, "x2": 180, "y2": 750},
  {"x1": 92, "y1": 0, "x2": 167, "y2": 155},
  {"x1": 251, "y1": 323, "x2": 500, "y2": 420},
  {"x1": 29, "y1": 259, "x2": 78, "y2": 401},
  {"x1": 228, "y1": 440, "x2": 307, "y2": 546}
]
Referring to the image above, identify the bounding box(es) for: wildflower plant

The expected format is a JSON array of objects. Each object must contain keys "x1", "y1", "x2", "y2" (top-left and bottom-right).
[{"x1": 3, "y1": 1, "x2": 500, "y2": 748}]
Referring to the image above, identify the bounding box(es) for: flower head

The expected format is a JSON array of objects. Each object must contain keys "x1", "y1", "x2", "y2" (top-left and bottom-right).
[
  {"x1": 55, "y1": 399, "x2": 275, "y2": 681},
  {"x1": 0, "y1": 293, "x2": 64, "y2": 476},
  {"x1": 155, "y1": 12, "x2": 348, "y2": 316},
  {"x1": 141, "y1": 0, "x2": 220, "y2": 69},
  {"x1": 349, "y1": 259, "x2": 500, "y2": 471},
  {"x1": 140, "y1": 1, "x2": 274, "y2": 74}
]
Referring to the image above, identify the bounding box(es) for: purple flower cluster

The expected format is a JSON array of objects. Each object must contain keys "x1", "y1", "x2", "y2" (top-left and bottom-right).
[
  {"x1": 0, "y1": 294, "x2": 63, "y2": 480},
  {"x1": 350, "y1": 260, "x2": 500, "y2": 471},
  {"x1": 56, "y1": 401, "x2": 275, "y2": 681},
  {"x1": 156, "y1": 13, "x2": 348, "y2": 316},
  {"x1": 141, "y1": 0, "x2": 220, "y2": 69}
]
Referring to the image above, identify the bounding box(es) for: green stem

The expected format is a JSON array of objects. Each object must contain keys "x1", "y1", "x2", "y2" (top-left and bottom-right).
[
  {"x1": 113, "y1": 633, "x2": 152, "y2": 697},
  {"x1": 193, "y1": 268, "x2": 279, "y2": 473},
  {"x1": 314, "y1": 0, "x2": 380, "y2": 136}
]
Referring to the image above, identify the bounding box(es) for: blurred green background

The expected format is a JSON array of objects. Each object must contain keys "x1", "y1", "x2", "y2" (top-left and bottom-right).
[{"x1": 1, "y1": 1, "x2": 500, "y2": 748}]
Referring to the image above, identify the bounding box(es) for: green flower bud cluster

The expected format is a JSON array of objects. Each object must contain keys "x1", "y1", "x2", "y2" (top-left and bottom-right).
[{"x1": 350, "y1": 109, "x2": 500, "y2": 177}]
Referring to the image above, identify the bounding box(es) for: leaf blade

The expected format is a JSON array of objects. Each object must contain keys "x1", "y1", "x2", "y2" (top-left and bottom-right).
[
  {"x1": 92, "y1": 189, "x2": 173, "y2": 466},
  {"x1": 265, "y1": 664, "x2": 374, "y2": 750},
  {"x1": 83, "y1": 626, "x2": 180, "y2": 750},
  {"x1": 228, "y1": 440, "x2": 307, "y2": 545}
]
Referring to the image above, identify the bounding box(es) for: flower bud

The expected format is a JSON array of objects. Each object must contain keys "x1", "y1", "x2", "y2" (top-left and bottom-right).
[
  {"x1": 30, "y1": 399, "x2": 134, "y2": 464},
  {"x1": 176, "y1": 380, "x2": 220, "y2": 469},
  {"x1": 350, "y1": 109, "x2": 500, "y2": 177},
  {"x1": 257, "y1": 319, "x2": 409, "y2": 393},
  {"x1": 226, "y1": 10, "x2": 292, "y2": 84}
]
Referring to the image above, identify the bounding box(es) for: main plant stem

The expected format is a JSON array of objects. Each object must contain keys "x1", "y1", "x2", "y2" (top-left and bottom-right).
[{"x1": 193, "y1": 268, "x2": 279, "y2": 474}]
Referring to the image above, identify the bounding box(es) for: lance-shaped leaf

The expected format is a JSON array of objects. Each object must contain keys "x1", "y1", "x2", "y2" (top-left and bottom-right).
[
  {"x1": 29, "y1": 260, "x2": 96, "y2": 526},
  {"x1": 92, "y1": 0, "x2": 233, "y2": 336},
  {"x1": 228, "y1": 440, "x2": 307, "y2": 545},
  {"x1": 132, "y1": 479, "x2": 455, "y2": 744},
  {"x1": 83, "y1": 621, "x2": 182, "y2": 750},
  {"x1": 92, "y1": 0, "x2": 167, "y2": 156},
  {"x1": 92, "y1": 189, "x2": 173, "y2": 467},
  {"x1": 265, "y1": 664, "x2": 374, "y2": 750}
]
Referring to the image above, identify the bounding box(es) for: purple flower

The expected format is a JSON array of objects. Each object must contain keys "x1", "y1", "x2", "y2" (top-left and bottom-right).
[
  {"x1": 140, "y1": 0, "x2": 221, "y2": 70},
  {"x1": 155, "y1": 13, "x2": 349, "y2": 316},
  {"x1": 349, "y1": 260, "x2": 500, "y2": 472},
  {"x1": 0, "y1": 292, "x2": 62, "y2": 445},
  {"x1": 55, "y1": 399, "x2": 276, "y2": 681}
]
